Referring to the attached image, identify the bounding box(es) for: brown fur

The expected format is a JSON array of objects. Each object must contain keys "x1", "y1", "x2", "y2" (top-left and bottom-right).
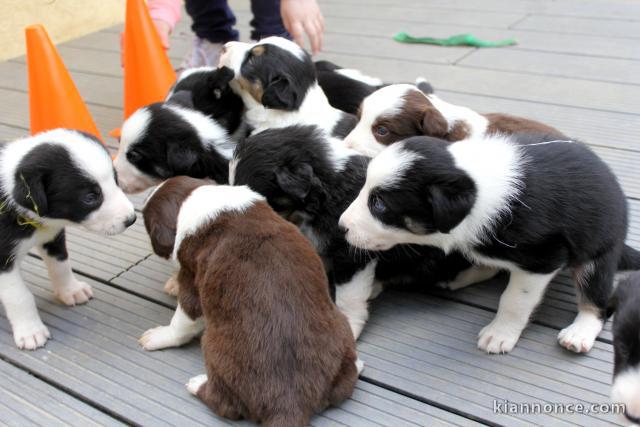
[
  {"x1": 145, "y1": 178, "x2": 358, "y2": 427},
  {"x1": 484, "y1": 113, "x2": 567, "y2": 138},
  {"x1": 142, "y1": 176, "x2": 209, "y2": 258},
  {"x1": 372, "y1": 89, "x2": 566, "y2": 145},
  {"x1": 237, "y1": 77, "x2": 265, "y2": 104}
]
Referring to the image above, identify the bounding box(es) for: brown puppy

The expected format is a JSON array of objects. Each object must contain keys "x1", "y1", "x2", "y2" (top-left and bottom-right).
[
  {"x1": 344, "y1": 83, "x2": 566, "y2": 157},
  {"x1": 141, "y1": 176, "x2": 359, "y2": 426}
]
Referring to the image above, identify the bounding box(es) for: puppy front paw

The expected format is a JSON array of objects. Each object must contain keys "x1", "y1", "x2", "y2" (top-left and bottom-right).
[
  {"x1": 139, "y1": 325, "x2": 194, "y2": 351},
  {"x1": 54, "y1": 280, "x2": 93, "y2": 306},
  {"x1": 163, "y1": 276, "x2": 179, "y2": 297},
  {"x1": 478, "y1": 320, "x2": 522, "y2": 354},
  {"x1": 13, "y1": 322, "x2": 51, "y2": 350},
  {"x1": 186, "y1": 374, "x2": 208, "y2": 395},
  {"x1": 558, "y1": 324, "x2": 597, "y2": 353}
]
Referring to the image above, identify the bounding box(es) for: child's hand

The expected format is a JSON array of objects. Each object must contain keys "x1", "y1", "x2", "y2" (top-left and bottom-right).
[
  {"x1": 153, "y1": 19, "x2": 172, "y2": 50},
  {"x1": 281, "y1": 0, "x2": 325, "y2": 55}
]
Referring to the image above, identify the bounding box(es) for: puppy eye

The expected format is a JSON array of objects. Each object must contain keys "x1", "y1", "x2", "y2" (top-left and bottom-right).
[
  {"x1": 371, "y1": 196, "x2": 387, "y2": 214},
  {"x1": 82, "y1": 191, "x2": 101, "y2": 206},
  {"x1": 213, "y1": 88, "x2": 222, "y2": 99},
  {"x1": 126, "y1": 149, "x2": 143, "y2": 163},
  {"x1": 375, "y1": 126, "x2": 389, "y2": 136}
]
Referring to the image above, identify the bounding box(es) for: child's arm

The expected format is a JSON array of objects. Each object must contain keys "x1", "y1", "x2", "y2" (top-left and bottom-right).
[{"x1": 148, "y1": 0, "x2": 182, "y2": 48}]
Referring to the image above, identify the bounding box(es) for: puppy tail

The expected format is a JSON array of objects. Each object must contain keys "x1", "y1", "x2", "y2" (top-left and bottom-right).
[
  {"x1": 262, "y1": 413, "x2": 308, "y2": 427},
  {"x1": 619, "y1": 244, "x2": 640, "y2": 271},
  {"x1": 415, "y1": 77, "x2": 434, "y2": 95}
]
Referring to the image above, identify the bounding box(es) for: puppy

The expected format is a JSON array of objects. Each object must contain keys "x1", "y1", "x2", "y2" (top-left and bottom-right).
[
  {"x1": 165, "y1": 66, "x2": 245, "y2": 138},
  {"x1": 610, "y1": 272, "x2": 640, "y2": 424},
  {"x1": 219, "y1": 37, "x2": 358, "y2": 138},
  {"x1": 231, "y1": 125, "x2": 495, "y2": 338},
  {"x1": 340, "y1": 133, "x2": 640, "y2": 354},
  {"x1": 114, "y1": 102, "x2": 235, "y2": 193},
  {"x1": 0, "y1": 129, "x2": 136, "y2": 349},
  {"x1": 343, "y1": 83, "x2": 566, "y2": 157},
  {"x1": 315, "y1": 60, "x2": 434, "y2": 115},
  {"x1": 141, "y1": 177, "x2": 359, "y2": 426}
]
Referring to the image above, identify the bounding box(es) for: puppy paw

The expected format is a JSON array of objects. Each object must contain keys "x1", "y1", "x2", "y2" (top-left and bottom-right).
[
  {"x1": 163, "y1": 276, "x2": 179, "y2": 297},
  {"x1": 186, "y1": 374, "x2": 208, "y2": 395},
  {"x1": 54, "y1": 280, "x2": 93, "y2": 306},
  {"x1": 558, "y1": 324, "x2": 597, "y2": 353},
  {"x1": 13, "y1": 322, "x2": 51, "y2": 350},
  {"x1": 478, "y1": 320, "x2": 521, "y2": 354},
  {"x1": 139, "y1": 325, "x2": 193, "y2": 351},
  {"x1": 355, "y1": 358, "x2": 365, "y2": 375}
]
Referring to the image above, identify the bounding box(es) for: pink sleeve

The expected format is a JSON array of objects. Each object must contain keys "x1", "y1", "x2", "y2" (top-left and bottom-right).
[{"x1": 147, "y1": 0, "x2": 182, "y2": 31}]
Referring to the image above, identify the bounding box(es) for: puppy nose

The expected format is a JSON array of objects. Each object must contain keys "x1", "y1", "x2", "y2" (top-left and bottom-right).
[
  {"x1": 338, "y1": 219, "x2": 349, "y2": 234},
  {"x1": 124, "y1": 214, "x2": 137, "y2": 228}
]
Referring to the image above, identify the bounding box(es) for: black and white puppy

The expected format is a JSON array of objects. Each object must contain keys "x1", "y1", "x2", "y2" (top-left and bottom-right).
[
  {"x1": 315, "y1": 60, "x2": 433, "y2": 115},
  {"x1": 218, "y1": 37, "x2": 358, "y2": 138},
  {"x1": 231, "y1": 125, "x2": 491, "y2": 338},
  {"x1": 610, "y1": 272, "x2": 640, "y2": 424},
  {"x1": 165, "y1": 66, "x2": 245, "y2": 138},
  {"x1": 0, "y1": 129, "x2": 136, "y2": 349},
  {"x1": 114, "y1": 102, "x2": 235, "y2": 193},
  {"x1": 339, "y1": 133, "x2": 639, "y2": 354}
]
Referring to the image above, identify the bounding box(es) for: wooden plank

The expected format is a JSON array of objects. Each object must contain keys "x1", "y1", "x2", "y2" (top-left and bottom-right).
[
  {"x1": 307, "y1": 15, "x2": 640, "y2": 61},
  {"x1": 458, "y1": 49, "x2": 640, "y2": 85},
  {"x1": 317, "y1": 0, "x2": 640, "y2": 21},
  {"x1": 0, "y1": 259, "x2": 473, "y2": 427},
  {"x1": 437, "y1": 91, "x2": 640, "y2": 152},
  {"x1": 0, "y1": 87, "x2": 121, "y2": 148},
  {"x1": 0, "y1": 360, "x2": 122, "y2": 426},
  {"x1": 283, "y1": 3, "x2": 526, "y2": 29},
  {"x1": 103, "y1": 243, "x2": 621, "y2": 426},
  {"x1": 513, "y1": 15, "x2": 640, "y2": 39},
  {"x1": 361, "y1": 292, "x2": 621, "y2": 427},
  {"x1": 316, "y1": 52, "x2": 640, "y2": 114}
]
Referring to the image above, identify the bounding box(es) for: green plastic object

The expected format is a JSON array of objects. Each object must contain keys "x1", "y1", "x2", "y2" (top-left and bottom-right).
[{"x1": 393, "y1": 32, "x2": 517, "y2": 48}]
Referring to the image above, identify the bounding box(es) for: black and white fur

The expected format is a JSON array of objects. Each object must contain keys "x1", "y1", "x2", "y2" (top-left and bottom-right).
[
  {"x1": 0, "y1": 129, "x2": 136, "y2": 349},
  {"x1": 315, "y1": 60, "x2": 434, "y2": 115},
  {"x1": 114, "y1": 102, "x2": 235, "y2": 193},
  {"x1": 231, "y1": 125, "x2": 490, "y2": 338},
  {"x1": 165, "y1": 65, "x2": 245, "y2": 139},
  {"x1": 218, "y1": 37, "x2": 358, "y2": 138},
  {"x1": 339, "y1": 133, "x2": 639, "y2": 354},
  {"x1": 610, "y1": 272, "x2": 640, "y2": 424}
]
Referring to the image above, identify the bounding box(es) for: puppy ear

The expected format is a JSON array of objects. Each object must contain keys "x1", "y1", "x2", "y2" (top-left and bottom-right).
[
  {"x1": 210, "y1": 66, "x2": 235, "y2": 88},
  {"x1": 168, "y1": 90, "x2": 194, "y2": 109},
  {"x1": 262, "y1": 75, "x2": 298, "y2": 110},
  {"x1": 429, "y1": 180, "x2": 475, "y2": 233},
  {"x1": 421, "y1": 107, "x2": 449, "y2": 138},
  {"x1": 149, "y1": 223, "x2": 176, "y2": 259},
  {"x1": 275, "y1": 163, "x2": 314, "y2": 202},
  {"x1": 167, "y1": 144, "x2": 198, "y2": 175},
  {"x1": 13, "y1": 171, "x2": 48, "y2": 216}
]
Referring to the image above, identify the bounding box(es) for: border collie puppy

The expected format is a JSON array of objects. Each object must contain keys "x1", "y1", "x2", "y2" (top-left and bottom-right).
[
  {"x1": 0, "y1": 129, "x2": 136, "y2": 349},
  {"x1": 315, "y1": 60, "x2": 434, "y2": 115},
  {"x1": 114, "y1": 102, "x2": 235, "y2": 193},
  {"x1": 231, "y1": 125, "x2": 493, "y2": 338},
  {"x1": 218, "y1": 37, "x2": 357, "y2": 138},
  {"x1": 165, "y1": 66, "x2": 245, "y2": 138},
  {"x1": 610, "y1": 272, "x2": 640, "y2": 424},
  {"x1": 339, "y1": 133, "x2": 638, "y2": 354},
  {"x1": 141, "y1": 177, "x2": 359, "y2": 426},
  {"x1": 343, "y1": 84, "x2": 566, "y2": 157}
]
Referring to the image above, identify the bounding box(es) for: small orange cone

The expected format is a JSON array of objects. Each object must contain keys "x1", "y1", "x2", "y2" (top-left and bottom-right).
[
  {"x1": 110, "y1": 0, "x2": 176, "y2": 138},
  {"x1": 26, "y1": 24, "x2": 103, "y2": 141}
]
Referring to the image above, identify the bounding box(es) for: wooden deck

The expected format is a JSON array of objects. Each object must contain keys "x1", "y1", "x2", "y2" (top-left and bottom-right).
[{"x1": 1, "y1": 0, "x2": 639, "y2": 425}]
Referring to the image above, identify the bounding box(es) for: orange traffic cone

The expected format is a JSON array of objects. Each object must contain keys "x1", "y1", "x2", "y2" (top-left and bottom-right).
[
  {"x1": 26, "y1": 24, "x2": 103, "y2": 141},
  {"x1": 110, "y1": 0, "x2": 176, "y2": 138}
]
